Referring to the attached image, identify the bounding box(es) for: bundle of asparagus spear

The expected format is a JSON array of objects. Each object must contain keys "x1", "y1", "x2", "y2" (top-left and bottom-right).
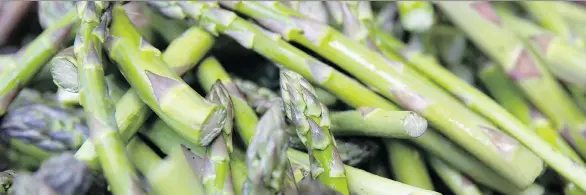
[{"x1": 3, "y1": 1, "x2": 586, "y2": 194}]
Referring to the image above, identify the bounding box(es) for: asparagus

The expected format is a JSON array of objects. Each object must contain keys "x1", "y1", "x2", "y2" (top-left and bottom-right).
[
  {"x1": 438, "y1": 2, "x2": 586, "y2": 190},
  {"x1": 330, "y1": 109, "x2": 427, "y2": 138},
  {"x1": 242, "y1": 99, "x2": 296, "y2": 195},
  {"x1": 12, "y1": 153, "x2": 93, "y2": 195},
  {"x1": 555, "y1": 1, "x2": 586, "y2": 24},
  {"x1": 519, "y1": 1, "x2": 585, "y2": 48},
  {"x1": 148, "y1": 3, "x2": 520, "y2": 193},
  {"x1": 0, "y1": 8, "x2": 76, "y2": 116},
  {"x1": 229, "y1": 1, "x2": 542, "y2": 188},
  {"x1": 105, "y1": 4, "x2": 226, "y2": 146},
  {"x1": 385, "y1": 140, "x2": 434, "y2": 190},
  {"x1": 286, "y1": 1, "x2": 329, "y2": 24},
  {"x1": 396, "y1": 1, "x2": 435, "y2": 33},
  {"x1": 37, "y1": 2, "x2": 76, "y2": 30},
  {"x1": 335, "y1": 138, "x2": 379, "y2": 166},
  {"x1": 296, "y1": 176, "x2": 341, "y2": 195},
  {"x1": 202, "y1": 81, "x2": 235, "y2": 195},
  {"x1": 126, "y1": 136, "x2": 207, "y2": 195},
  {"x1": 428, "y1": 156, "x2": 483, "y2": 195},
  {"x1": 75, "y1": 16, "x2": 216, "y2": 169},
  {"x1": 0, "y1": 170, "x2": 15, "y2": 195}
]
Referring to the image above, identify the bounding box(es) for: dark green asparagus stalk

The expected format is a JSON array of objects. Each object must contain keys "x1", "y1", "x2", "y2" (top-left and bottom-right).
[
  {"x1": 12, "y1": 153, "x2": 93, "y2": 195},
  {"x1": 202, "y1": 81, "x2": 235, "y2": 195},
  {"x1": 242, "y1": 99, "x2": 297, "y2": 195},
  {"x1": 106, "y1": 4, "x2": 227, "y2": 146}
]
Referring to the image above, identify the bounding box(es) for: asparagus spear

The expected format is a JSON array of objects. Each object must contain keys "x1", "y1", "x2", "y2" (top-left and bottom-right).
[
  {"x1": 437, "y1": 2, "x2": 586, "y2": 190},
  {"x1": 279, "y1": 69, "x2": 350, "y2": 194},
  {"x1": 148, "y1": 3, "x2": 521, "y2": 193},
  {"x1": 335, "y1": 138, "x2": 379, "y2": 167},
  {"x1": 242, "y1": 99, "x2": 297, "y2": 195},
  {"x1": 0, "y1": 8, "x2": 76, "y2": 116},
  {"x1": 428, "y1": 156, "x2": 483, "y2": 195},
  {"x1": 519, "y1": 1, "x2": 585, "y2": 48},
  {"x1": 105, "y1": 4, "x2": 226, "y2": 146},
  {"x1": 555, "y1": 1, "x2": 586, "y2": 24},
  {"x1": 202, "y1": 81, "x2": 235, "y2": 195},
  {"x1": 286, "y1": 1, "x2": 329, "y2": 24},
  {"x1": 396, "y1": 1, "x2": 435, "y2": 33},
  {"x1": 330, "y1": 109, "x2": 427, "y2": 138},
  {"x1": 385, "y1": 140, "x2": 434, "y2": 190},
  {"x1": 228, "y1": 1, "x2": 542, "y2": 188}
]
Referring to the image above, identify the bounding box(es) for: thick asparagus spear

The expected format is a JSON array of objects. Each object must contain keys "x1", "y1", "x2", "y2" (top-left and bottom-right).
[
  {"x1": 385, "y1": 140, "x2": 434, "y2": 190},
  {"x1": 105, "y1": 4, "x2": 226, "y2": 146},
  {"x1": 242, "y1": 99, "x2": 297, "y2": 195},
  {"x1": 438, "y1": 2, "x2": 586, "y2": 190},
  {"x1": 228, "y1": 1, "x2": 542, "y2": 188},
  {"x1": 74, "y1": 3, "x2": 143, "y2": 194},
  {"x1": 429, "y1": 156, "x2": 483, "y2": 195},
  {"x1": 0, "y1": 9, "x2": 76, "y2": 116},
  {"x1": 396, "y1": 1, "x2": 435, "y2": 33},
  {"x1": 280, "y1": 69, "x2": 350, "y2": 194},
  {"x1": 202, "y1": 81, "x2": 235, "y2": 195}
]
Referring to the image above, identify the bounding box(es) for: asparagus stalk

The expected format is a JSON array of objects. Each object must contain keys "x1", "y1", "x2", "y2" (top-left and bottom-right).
[
  {"x1": 148, "y1": 3, "x2": 522, "y2": 193},
  {"x1": 105, "y1": 4, "x2": 226, "y2": 146},
  {"x1": 0, "y1": 9, "x2": 76, "y2": 116},
  {"x1": 437, "y1": 2, "x2": 586, "y2": 190},
  {"x1": 330, "y1": 109, "x2": 427, "y2": 138},
  {"x1": 286, "y1": 1, "x2": 329, "y2": 24},
  {"x1": 428, "y1": 156, "x2": 483, "y2": 195},
  {"x1": 519, "y1": 1, "x2": 585, "y2": 48},
  {"x1": 228, "y1": 1, "x2": 542, "y2": 188},
  {"x1": 126, "y1": 137, "x2": 207, "y2": 195},
  {"x1": 202, "y1": 81, "x2": 235, "y2": 195},
  {"x1": 385, "y1": 140, "x2": 434, "y2": 190},
  {"x1": 335, "y1": 138, "x2": 380, "y2": 166},
  {"x1": 396, "y1": 1, "x2": 435, "y2": 33},
  {"x1": 555, "y1": 1, "x2": 586, "y2": 24}
]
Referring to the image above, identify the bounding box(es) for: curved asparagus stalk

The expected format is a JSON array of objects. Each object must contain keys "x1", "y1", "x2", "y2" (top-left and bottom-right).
[
  {"x1": 202, "y1": 81, "x2": 235, "y2": 195},
  {"x1": 385, "y1": 140, "x2": 434, "y2": 190},
  {"x1": 0, "y1": 9, "x2": 76, "y2": 116},
  {"x1": 105, "y1": 4, "x2": 226, "y2": 146},
  {"x1": 429, "y1": 156, "x2": 483, "y2": 195},
  {"x1": 243, "y1": 99, "x2": 296, "y2": 195},
  {"x1": 331, "y1": 108, "x2": 427, "y2": 139},
  {"x1": 74, "y1": 3, "x2": 142, "y2": 194},
  {"x1": 280, "y1": 69, "x2": 349, "y2": 194},
  {"x1": 437, "y1": 2, "x2": 586, "y2": 190},
  {"x1": 228, "y1": 1, "x2": 542, "y2": 188},
  {"x1": 396, "y1": 1, "x2": 435, "y2": 33}
]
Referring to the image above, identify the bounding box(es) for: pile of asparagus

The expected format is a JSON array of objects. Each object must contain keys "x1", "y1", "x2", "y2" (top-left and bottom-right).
[{"x1": 2, "y1": 1, "x2": 586, "y2": 194}]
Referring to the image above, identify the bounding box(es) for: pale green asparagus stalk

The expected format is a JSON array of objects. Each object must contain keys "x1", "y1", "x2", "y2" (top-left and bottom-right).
[
  {"x1": 385, "y1": 140, "x2": 434, "y2": 190},
  {"x1": 396, "y1": 1, "x2": 435, "y2": 33},
  {"x1": 437, "y1": 2, "x2": 586, "y2": 190},
  {"x1": 74, "y1": 2, "x2": 142, "y2": 194},
  {"x1": 330, "y1": 109, "x2": 427, "y2": 138},
  {"x1": 429, "y1": 156, "x2": 483, "y2": 195},
  {"x1": 105, "y1": 4, "x2": 226, "y2": 146},
  {"x1": 228, "y1": 1, "x2": 542, "y2": 188},
  {"x1": 519, "y1": 1, "x2": 585, "y2": 48}
]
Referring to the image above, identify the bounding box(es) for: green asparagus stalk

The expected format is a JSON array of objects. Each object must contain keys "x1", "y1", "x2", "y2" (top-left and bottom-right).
[
  {"x1": 331, "y1": 109, "x2": 427, "y2": 139},
  {"x1": 519, "y1": 1, "x2": 585, "y2": 48},
  {"x1": 196, "y1": 56, "x2": 259, "y2": 145},
  {"x1": 202, "y1": 81, "x2": 235, "y2": 195},
  {"x1": 74, "y1": 3, "x2": 142, "y2": 195},
  {"x1": 555, "y1": 1, "x2": 586, "y2": 24},
  {"x1": 126, "y1": 137, "x2": 206, "y2": 195},
  {"x1": 396, "y1": 1, "x2": 435, "y2": 33},
  {"x1": 106, "y1": 4, "x2": 226, "y2": 146},
  {"x1": 437, "y1": 2, "x2": 586, "y2": 190},
  {"x1": 147, "y1": 3, "x2": 521, "y2": 193},
  {"x1": 428, "y1": 156, "x2": 483, "y2": 195},
  {"x1": 385, "y1": 140, "x2": 434, "y2": 190},
  {"x1": 286, "y1": 1, "x2": 328, "y2": 24},
  {"x1": 122, "y1": 2, "x2": 156, "y2": 43},
  {"x1": 324, "y1": 1, "x2": 343, "y2": 26},
  {"x1": 228, "y1": 1, "x2": 542, "y2": 188},
  {"x1": 0, "y1": 9, "x2": 76, "y2": 116},
  {"x1": 280, "y1": 69, "x2": 350, "y2": 194},
  {"x1": 242, "y1": 99, "x2": 296, "y2": 195}
]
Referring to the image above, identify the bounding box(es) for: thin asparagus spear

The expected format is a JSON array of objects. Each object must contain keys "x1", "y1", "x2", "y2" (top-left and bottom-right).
[
  {"x1": 202, "y1": 81, "x2": 235, "y2": 195},
  {"x1": 242, "y1": 99, "x2": 296, "y2": 195},
  {"x1": 196, "y1": 56, "x2": 259, "y2": 145},
  {"x1": 385, "y1": 140, "x2": 434, "y2": 190},
  {"x1": 396, "y1": 1, "x2": 435, "y2": 33},
  {"x1": 105, "y1": 4, "x2": 226, "y2": 146},
  {"x1": 280, "y1": 70, "x2": 349, "y2": 194},
  {"x1": 330, "y1": 109, "x2": 427, "y2": 138},
  {"x1": 429, "y1": 156, "x2": 483, "y2": 195},
  {"x1": 228, "y1": 1, "x2": 542, "y2": 188},
  {"x1": 555, "y1": 1, "x2": 586, "y2": 24},
  {"x1": 519, "y1": 1, "x2": 585, "y2": 48},
  {"x1": 140, "y1": 118, "x2": 206, "y2": 156},
  {"x1": 147, "y1": 3, "x2": 521, "y2": 193},
  {"x1": 74, "y1": 3, "x2": 142, "y2": 194},
  {"x1": 0, "y1": 9, "x2": 76, "y2": 116},
  {"x1": 437, "y1": 2, "x2": 586, "y2": 190},
  {"x1": 126, "y1": 137, "x2": 206, "y2": 195}
]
